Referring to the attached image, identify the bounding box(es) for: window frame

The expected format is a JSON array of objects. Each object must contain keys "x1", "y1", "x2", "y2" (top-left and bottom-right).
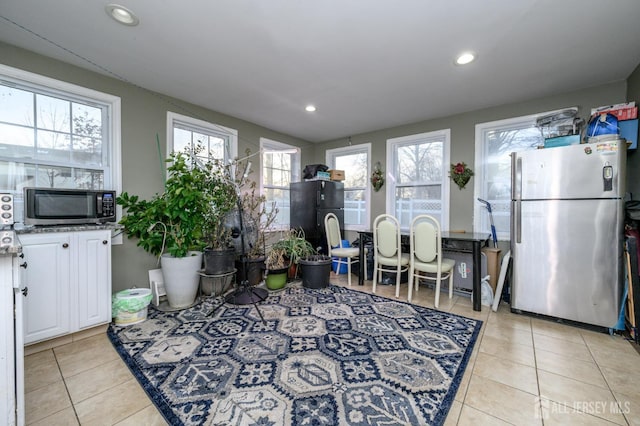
[
  {"x1": 166, "y1": 111, "x2": 237, "y2": 163},
  {"x1": 473, "y1": 107, "x2": 575, "y2": 241},
  {"x1": 260, "y1": 137, "x2": 300, "y2": 230},
  {"x1": 0, "y1": 64, "x2": 122, "y2": 194},
  {"x1": 0, "y1": 65, "x2": 122, "y2": 244},
  {"x1": 386, "y1": 129, "x2": 451, "y2": 231},
  {"x1": 325, "y1": 143, "x2": 371, "y2": 232}
]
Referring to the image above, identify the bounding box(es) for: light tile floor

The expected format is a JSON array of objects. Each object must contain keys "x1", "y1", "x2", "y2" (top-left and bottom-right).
[{"x1": 24, "y1": 273, "x2": 640, "y2": 425}]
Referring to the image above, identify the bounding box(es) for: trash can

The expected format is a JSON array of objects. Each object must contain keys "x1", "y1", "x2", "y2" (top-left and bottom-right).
[{"x1": 112, "y1": 288, "x2": 153, "y2": 326}]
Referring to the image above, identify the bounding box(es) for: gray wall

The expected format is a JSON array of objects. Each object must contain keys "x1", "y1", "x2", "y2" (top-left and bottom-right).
[
  {"x1": 626, "y1": 62, "x2": 640, "y2": 198},
  {"x1": 0, "y1": 42, "x2": 314, "y2": 292},
  {"x1": 316, "y1": 81, "x2": 628, "y2": 243},
  {"x1": 2, "y1": 40, "x2": 636, "y2": 290}
]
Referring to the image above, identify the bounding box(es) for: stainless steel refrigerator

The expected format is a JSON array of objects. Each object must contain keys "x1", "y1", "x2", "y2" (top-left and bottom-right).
[
  {"x1": 510, "y1": 138, "x2": 626, "y2": 328},
  {"x1": 290, "y1": 180, "x2": 344, "y2": 253}
]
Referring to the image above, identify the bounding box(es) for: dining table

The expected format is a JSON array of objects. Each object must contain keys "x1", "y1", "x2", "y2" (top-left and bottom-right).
[{"x1": 357, "y1": 230, "x2": 490, "y2": 311}]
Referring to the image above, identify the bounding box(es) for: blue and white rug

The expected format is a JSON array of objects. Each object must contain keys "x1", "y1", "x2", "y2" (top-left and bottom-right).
[{"x1": 108, "y1": 283, "x2": 482, "y2": 425}]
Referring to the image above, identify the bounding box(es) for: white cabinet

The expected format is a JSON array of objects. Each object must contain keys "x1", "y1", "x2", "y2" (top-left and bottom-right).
[
  {"x1": 1, "y1": 256, "x2": 18, "y2": 425},
  {"x1": 20, "y1": 230, "x2": 112, "y2": 344},
  {"x1": 0, "y1": 250, "x2": 25, "y2": 426}
]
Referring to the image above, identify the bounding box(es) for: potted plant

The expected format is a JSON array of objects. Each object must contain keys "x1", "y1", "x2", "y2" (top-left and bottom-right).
[
  {"x1": 201, "y1": 158, "x2": 239, "y2": 276},
  {"x1": 272, "y1": 228, "x2": 316, "y2": 279},
  {"x1": 117, "y1": 150, "x2": 228, "y2": 308},
  {"x1": 232, "y1": 151, "x2": 279, "y2": 286},
  {"x1": 264, "y1": 246, "x2": 289, "y2": 290},
  {"x1": 299, "y1": 254, "x2": 333, "y2": 289}
]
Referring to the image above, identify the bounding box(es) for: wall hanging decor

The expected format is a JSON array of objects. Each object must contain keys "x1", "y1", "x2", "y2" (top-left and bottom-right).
[
  {"x1": 371, "y1": 161, "x2": 385, "y2": 192},
  {"x1": 450, "y1": 162, "x2": 474, "y2": 190}
]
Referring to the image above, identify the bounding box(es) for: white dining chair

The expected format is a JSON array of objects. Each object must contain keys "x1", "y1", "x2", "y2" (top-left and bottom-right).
[
  {"x1": 407, "y1": 214, "x2": 456, "y2": 308},
  {"x1": 372, "y1": 214, "x2": 410, "y2": 298},
  {"x1": 324, "y1": 212, "x2": 362, "y2": 286}
]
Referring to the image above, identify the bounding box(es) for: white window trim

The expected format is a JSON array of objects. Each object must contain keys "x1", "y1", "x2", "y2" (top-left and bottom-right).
[
  {"x1": 473, "y1": 107, "x2": 575, "y2": 240},
  {"x1": 166, "y1": 111, "x2": 238, "y2": 161},
  {"x1": 325, "y1": 143, "x2": 371, "y2": 232},
  {"x1": 260, "y1": 137, "x2": 301, "y2": 186},
  {"x1": 386, "y1": 129, "x2": 451, "y2": 231},
  {"x1": 0, "y1": 64, "x2": 122, "y2": 243},
  {"x1": 260, "y1": 137, "x2": 301, "y2": 230}
]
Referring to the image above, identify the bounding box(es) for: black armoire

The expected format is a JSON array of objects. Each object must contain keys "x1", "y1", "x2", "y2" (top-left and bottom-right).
[{"x1": 290, "y1": 180, "x2": 344, "y2": 253}]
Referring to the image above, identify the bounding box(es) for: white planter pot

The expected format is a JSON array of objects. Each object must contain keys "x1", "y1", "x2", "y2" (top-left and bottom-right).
[{"x1": 161, "y1": 251, "x2": 203, "y2": 308}]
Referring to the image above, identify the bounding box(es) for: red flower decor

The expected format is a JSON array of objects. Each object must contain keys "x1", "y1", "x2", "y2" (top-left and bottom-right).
[{"x1": 449, "y1": 162, "x2": 474, "y2": 189}]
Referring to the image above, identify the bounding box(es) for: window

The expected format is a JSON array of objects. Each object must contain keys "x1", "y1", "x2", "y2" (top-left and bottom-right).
[
  {"x1": 473, "y1": 109, "x2": 570, "y2": 240},
  {"x1": 167, "y1": 112, "x2": 237, "y2": 164},
  {"x1": 261, "y1": 138, "x2": 300, "y2": 229},
  {"x1": 387, "y1": 130, "x2": 451, "y2": 230},
  {"x1": 0, "y1": 65, "x2": 121, "y2": 193},
  {"x1": 326, "y1": 144, "x2": 371, "y2": 231}
]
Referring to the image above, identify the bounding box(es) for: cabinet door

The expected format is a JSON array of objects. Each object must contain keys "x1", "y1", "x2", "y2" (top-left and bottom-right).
[
  {"x1": 77, "y1": 230, "x2": 112, "y2": 329},
  {"x1": 20, "y1": 233, "x2": 72, "y2": 344}
]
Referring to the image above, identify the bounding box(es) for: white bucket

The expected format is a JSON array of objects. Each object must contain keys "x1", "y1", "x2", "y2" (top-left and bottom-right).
[{"x1": 114, "y1": 288, "x2": 152, "y2": 326}]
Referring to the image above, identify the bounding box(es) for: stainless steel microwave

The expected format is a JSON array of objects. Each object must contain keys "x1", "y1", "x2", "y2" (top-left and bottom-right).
[{"x1": 24, "y1": 187, "x2": 116, "y2": 226}]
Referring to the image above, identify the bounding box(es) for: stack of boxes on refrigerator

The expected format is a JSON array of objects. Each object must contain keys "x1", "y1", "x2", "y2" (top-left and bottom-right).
[{"x1": 591, "y1": 102, "x2": 638, "y2": 149}]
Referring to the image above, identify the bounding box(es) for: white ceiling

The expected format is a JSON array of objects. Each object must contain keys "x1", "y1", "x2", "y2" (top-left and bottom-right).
[{"x1": 1, "y1": 0, "x2": 640, "y2": 142}]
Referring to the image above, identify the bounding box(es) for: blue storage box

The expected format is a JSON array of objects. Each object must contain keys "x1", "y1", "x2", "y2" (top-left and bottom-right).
[
  {"x1": 620, "y1": 119, "x2": 638, "y2": 150},
  {"x1": 544, "y1": 134, "x2": 580, "y2": 148},
  {"x1": 332, "y1": 239, "x2": 350, "y2": 274}
]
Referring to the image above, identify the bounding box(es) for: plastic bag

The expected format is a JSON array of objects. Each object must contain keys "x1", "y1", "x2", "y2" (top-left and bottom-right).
[{"x1": 112, "y1": 288, "x2": 152, "y2": 317}]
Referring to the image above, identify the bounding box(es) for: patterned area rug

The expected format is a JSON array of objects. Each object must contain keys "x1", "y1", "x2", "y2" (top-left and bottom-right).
[{"x1": 108, "y1": 283, "x2": 482, "y2": 425}]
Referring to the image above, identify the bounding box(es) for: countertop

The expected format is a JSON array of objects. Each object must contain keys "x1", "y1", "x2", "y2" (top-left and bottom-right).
[
  {"x1": 13, "y1": 223, "x2": 122, "y2": 235},
  {"x1": 0, "y1": 223, "x2": 122, "y2": 256}
]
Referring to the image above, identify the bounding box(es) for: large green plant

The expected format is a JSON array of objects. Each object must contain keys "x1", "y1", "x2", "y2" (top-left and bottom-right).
[{"x1": 117, "y1": 151, "x2": 235, "y2": 258}]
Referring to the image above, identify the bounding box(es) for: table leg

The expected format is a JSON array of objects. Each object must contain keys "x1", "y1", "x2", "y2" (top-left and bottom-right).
[
  {"x1": 472, "y1": 240, "x2": 481, "y2": 311},
  {"x1": 358, "y1": 236, "x2": 365, "y2": 286}
]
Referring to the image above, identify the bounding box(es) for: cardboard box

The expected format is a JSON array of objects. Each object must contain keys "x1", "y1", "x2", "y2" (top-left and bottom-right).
[
  {"x1": 481, "y1": 247, "x2": 502, "y2": 294},
  {"x1": 329, "y1": 170, "x2": 345, "y2": 181},
  {"x1": 620, "y1": 119, "x2": 638, "y2": 150},
  {"x1": 591, "y1": 102, "x2": 638, "y2": 121}
]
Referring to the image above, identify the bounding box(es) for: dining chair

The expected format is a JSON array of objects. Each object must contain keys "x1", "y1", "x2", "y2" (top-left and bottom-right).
[
  {"x1": 372, "y1": 214, "x2": 410, "y2": 298},
  {"x1": 324, "y1": 212, "x2": 362, "y2": 286},
  {"x1": 407, "y1": 214, "x2": 455, "y2": 308}
]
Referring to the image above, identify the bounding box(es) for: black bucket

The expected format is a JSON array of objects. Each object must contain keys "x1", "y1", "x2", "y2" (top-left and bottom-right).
[{"x1": 299, "y1": 255, "x2": 332, "y2": 289}]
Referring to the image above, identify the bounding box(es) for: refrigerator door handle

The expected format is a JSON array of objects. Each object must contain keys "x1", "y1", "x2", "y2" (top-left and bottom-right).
[
  {"x1": 511, "y1": 154, "x2": 522, "y2": 201},
  {"x1": 511, "y1": 153, "x2": 522, "y2": 244},
  {"x1": 514, "y1": 200, "x2": 521, "y2": 243}
]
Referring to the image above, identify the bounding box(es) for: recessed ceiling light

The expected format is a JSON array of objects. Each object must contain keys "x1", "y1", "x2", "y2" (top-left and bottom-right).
[
  {"x1": 455, "y1": 52, "x2": 476, "y2": 65},
  {"x1": 305, "y1": 105, "x2": 316, "y2": 112},
  {"x1": 105, "y1": 4, "x2": 139, "y2": 26}
]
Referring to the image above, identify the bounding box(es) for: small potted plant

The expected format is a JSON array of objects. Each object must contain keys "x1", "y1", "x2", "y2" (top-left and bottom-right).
[
  {"x1": 265, "y1": 246, "x2": 289, "y2": 290},
  {"x1": 299, "y1": 254, "x2": 333, "y2": 289},
  {"x1": 272, "y1": 228, "x2": 316, "y2": 279}
]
